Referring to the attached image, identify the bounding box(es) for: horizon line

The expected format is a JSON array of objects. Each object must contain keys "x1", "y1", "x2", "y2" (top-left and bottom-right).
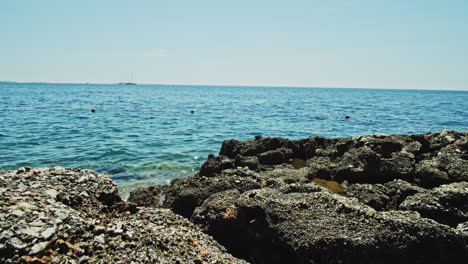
[{"x1": 0, "y1": 80, "x2": 467, "y2": 92}]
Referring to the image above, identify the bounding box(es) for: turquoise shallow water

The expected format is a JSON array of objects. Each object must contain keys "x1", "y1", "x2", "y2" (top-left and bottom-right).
[{"x1": 1, "y1": 83, "x2": 467, "y2": 194}]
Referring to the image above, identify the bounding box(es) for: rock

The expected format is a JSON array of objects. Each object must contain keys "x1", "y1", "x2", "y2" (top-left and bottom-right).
[
  {"x1": 344, "y1": 183, "x2": 391, "y2": 210},
  {"x1": 345, "y1": 180, "x2": 425, "y2": 211},
  {"x1": 29, "y1": 241, "x2": 50, "y2": 254},
  {"x1": 9, "y1": 237, "x2": 27, "y2": 249},
  {"x1": 193, "y1": 187, "x2": 466, "y2": 264},
  {"x1": 199, "y1": 155, "x2": 235, "y2": 177},
  {"x1": 258, "y1": 148, "x2": 293, "y2": 165},
  {"x1": 400, "y1": 182, "x2": 468, "y2": 227},
  {"x1": 19, "y1": 226, "x2": 43, "y2": 238},
  {"x1": 0, "y1": 168, "x2": 247, "y2": 264},
  {"x1": 45, "y1": 188, "x2": 58, "y2": 199},
  {"x1": 41, "y1": 227, "x2": 56, "y2": 239},
  {"x1": 129, "y1": 169, "x2": 262, "y2": 218},
  {"x1": 131, "y1": 131, "x2": 467, "y2": 264},
  {"x1": 456, "y1": 221, "x2": 468, "y2": 249},
  {"x1": 235, "y1": 155, "x2": 260, "y2": 171},
  {"x1": 414, "y1": 159, "x2": 450, "y2": 187},
  {"x1": 4, "y1": 131, "x2": 466, "y2": 264},
  {"x1": 94, "y1": 234, "x2": 105, "y2": 244}
]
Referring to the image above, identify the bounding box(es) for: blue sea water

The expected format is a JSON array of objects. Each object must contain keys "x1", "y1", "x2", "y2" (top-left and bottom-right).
[{"x1": 1, "y1": 83, "x2": 467, "y2": 196}]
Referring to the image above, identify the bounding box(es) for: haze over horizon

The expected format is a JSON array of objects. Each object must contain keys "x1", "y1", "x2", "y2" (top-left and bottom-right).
[{"x1": 1, "y1": 0, "x2": 467, "y2": 90}]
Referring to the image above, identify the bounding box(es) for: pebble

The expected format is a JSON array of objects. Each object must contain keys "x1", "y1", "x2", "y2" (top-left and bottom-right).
[
  {"x1": 29, "y1": 241, "x2": 50, "y2": 254},
  {"x1": 94, "y1": 225, "x2": 106, "y2": 232},
  {"x1": 45, "y1": 189, "x2": 58, "y2": 198},
  {"x1": 16, "y1": 202, "x2": 36, "y2": 209},
  {"x1": 10, "y1": 237, "x2": 27, "y2": 249},
  {"x1": 19, "y1": 226, "x2": 43, "y2": 237},
  {"x1": 11, "y1": 210, "x2": 25, "y2": 217},
  {"x1": 41, "y1": 227, "x2": 56, "y2": 239},
  {"x1": 94, "y1": 234, "x2": 105, "y2": 244},
  {"x1": 29, "y1": 220, "x2": 46, "y2": 227}
]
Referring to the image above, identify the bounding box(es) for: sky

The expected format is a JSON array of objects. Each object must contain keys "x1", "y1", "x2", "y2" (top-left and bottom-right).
[{"x1": 0, "y1": 0, "x2": 467, "y2": 90}]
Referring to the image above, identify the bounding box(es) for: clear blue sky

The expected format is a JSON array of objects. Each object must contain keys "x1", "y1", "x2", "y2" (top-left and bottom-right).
[{"x1": 1, "y1": 0, "x2": 467, "y2": 90}]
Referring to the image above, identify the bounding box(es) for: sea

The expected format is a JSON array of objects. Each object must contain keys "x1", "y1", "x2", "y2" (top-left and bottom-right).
[{"x1": 1, "y1": 83, "x2": 467, "y2": 197}]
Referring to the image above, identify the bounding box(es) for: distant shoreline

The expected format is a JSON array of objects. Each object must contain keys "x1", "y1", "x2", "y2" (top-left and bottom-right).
[{"x1": 1, "y1": 81, "x2": 467, "y2": 92}]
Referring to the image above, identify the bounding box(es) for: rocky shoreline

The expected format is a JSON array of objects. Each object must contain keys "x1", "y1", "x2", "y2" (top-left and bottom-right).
[
  {"x1": 0, "y1": 167, "x2": 247, "y2": 263},
  {"x1": 130, "y1": 130, "x2": 467, "y2": 264},
  {"x1": 1, "y1": 130, "x2": 467, "y2": 263}
]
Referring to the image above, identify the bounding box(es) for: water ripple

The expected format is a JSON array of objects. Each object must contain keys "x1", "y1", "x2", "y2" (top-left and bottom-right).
[{"x1": 1, "y1": 83, "x2": 467, "y2": 190}]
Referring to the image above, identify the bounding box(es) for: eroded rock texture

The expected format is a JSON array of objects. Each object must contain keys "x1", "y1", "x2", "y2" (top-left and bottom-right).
[
  {"x1": 0, "y1": 167, "x2": 247, "y2": 264},
  {"x1": 130, "y1": 130, "x2": 468, "y2": 264}
]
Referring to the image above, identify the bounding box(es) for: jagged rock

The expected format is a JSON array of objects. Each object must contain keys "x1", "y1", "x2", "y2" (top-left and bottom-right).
[
  {"x1": 129, "y1": 168, "x2": 263, "y2": 218},
  {"x1": 0, "y1": 167, "x2": 247, "y2": 264},
  {"x1": 457, "y1": 221, "x2": 468, "y2": 249},
  {"x1": 199, "y1": 155, "x2": 235, "y2": 177},
  {"x1": 235, "y1": 155, "x2": 260, "y2": 171},
  {"x1": 129, "y1": 131, "x2": 468, "y2": 264},
  {"x1": 400, "y1": 182, "x2": 468, "y2": 227},
  {"x1": 344, "y1": 183, "x2": 391, "y2": 210},
  {"x1": 414, "y1": 159, "x2": 450, "y2": 187},
  {"x1": 193, "y1": 187, "x2": 466, "y2": 264},
  {"x1": 345, "y1": 180, "x2": 425, "y2": 211},
  {"x1": 258, "y1": 148, "x2": 293, "y2": 165}
]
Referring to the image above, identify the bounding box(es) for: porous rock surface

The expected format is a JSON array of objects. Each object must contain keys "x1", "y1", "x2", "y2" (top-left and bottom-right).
[
  {"x1": 0, "y1": 167, "x2": 247, "y2": 264},
  {"x1": 129, "y1": 130, "x2": 468, "y2": 264}
]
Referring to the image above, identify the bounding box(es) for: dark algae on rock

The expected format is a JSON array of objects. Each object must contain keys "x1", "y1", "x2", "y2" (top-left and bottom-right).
[
  {"x1": 0, "y1": 167, "x2": 247, "y2": 264},
  {"x1": 129, "y1": 130, "x2": 468, "y2": 264}
]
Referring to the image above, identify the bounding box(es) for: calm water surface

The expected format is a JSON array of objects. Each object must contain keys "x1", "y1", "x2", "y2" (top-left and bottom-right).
[{"x1": 1, "y1": 83, "x2": 467, "y2": 195}]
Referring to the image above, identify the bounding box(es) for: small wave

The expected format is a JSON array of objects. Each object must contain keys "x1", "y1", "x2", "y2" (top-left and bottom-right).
[
  {"x1": 97, "y1": 149, "x2": 136, "y2": 160},
  {"x1": 110, "y1": 172, "x2": 137, "y2": 180},
  {"x1": 440, "y1": 121, "x2": 467, "y2": 126},
  {"x1": 94, "y1": 166, "x2": 126, "y2": 175},
  {"x1": 19, "y1": 141, "x2": 40, "y2": 145}
]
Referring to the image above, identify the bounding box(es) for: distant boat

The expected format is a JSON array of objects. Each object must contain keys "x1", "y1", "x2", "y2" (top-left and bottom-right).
[{"x1": 118, "y1": 73, "x2": 136, "y2": 85}]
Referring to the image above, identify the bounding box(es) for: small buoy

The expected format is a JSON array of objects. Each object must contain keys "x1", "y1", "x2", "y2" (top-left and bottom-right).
[
  {"x1": 190, "y1": 110, "x2": 195, "y2": 114},
  {"x1": 345, "y1": 115, "x2": 350, "y2": 119},
  {"x1": 91, "y1": 108, "x2": 96, "y2": 113}
]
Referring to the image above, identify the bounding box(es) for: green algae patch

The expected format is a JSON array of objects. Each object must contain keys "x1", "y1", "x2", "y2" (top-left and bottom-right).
[{"x1": 311, "y1": 178, "x2": 345, "y2": 194}]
